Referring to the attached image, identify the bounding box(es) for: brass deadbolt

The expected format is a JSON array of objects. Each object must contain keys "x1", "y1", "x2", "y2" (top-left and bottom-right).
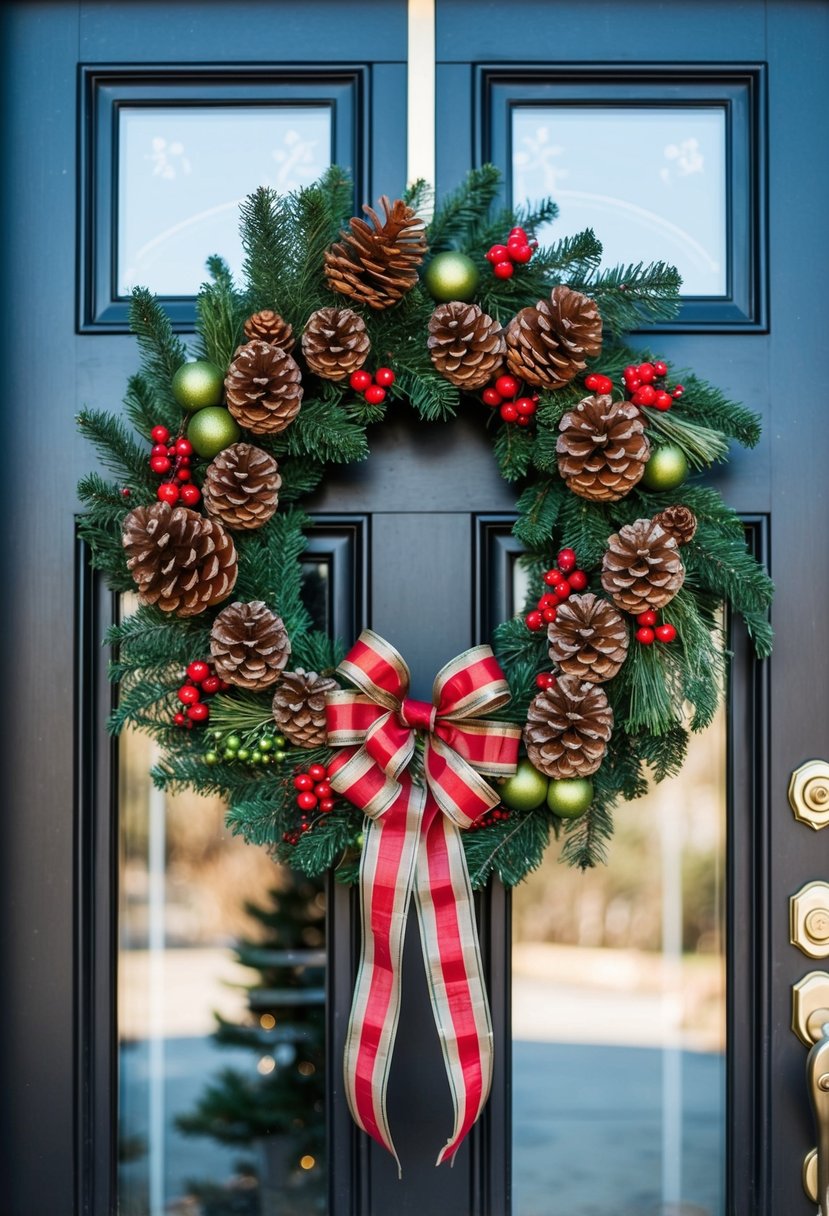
[
  {"x1": 791, "y1": 883, "x2": 829, "y2": 958},
  {"x1": 791, "y1": 971, "x2": 829, "y2": 1047},
  {"x1": 789, "y1": 761, "x2": 829, "y2": 830}
]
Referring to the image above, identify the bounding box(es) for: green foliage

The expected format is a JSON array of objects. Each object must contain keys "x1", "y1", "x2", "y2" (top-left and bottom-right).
[
  {"x1": 642, "y1": 408, "x2": 730, "y2": 469},
  {"x1": 425, "y1": 165, "x2": 502, "y2": 252},
  {"x1": 196, "y1": 259, "x2": 246, "y2": 371},
  {"x1": 512, "y1": 480, "x2": 565, "y2": 549},
  {"x1": 128, "y1": 287, "x2": 187, "y2": 411},
  {"x1": 569, "y1": 261, "x2": 682, "y2": 333}
]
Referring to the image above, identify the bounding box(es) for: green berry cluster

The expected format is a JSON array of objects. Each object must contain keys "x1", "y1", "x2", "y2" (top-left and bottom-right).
[{"x1": 204, "y1": 730, "x2": 288, "y2": 768}]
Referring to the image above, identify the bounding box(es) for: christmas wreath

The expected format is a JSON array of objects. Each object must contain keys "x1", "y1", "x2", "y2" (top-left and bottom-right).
[{"x1": 78, "y1": 165, "x2": 772, "y2": 1163}]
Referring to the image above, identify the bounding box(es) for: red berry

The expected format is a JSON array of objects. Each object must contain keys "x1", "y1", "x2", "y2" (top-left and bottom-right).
[
  {"x1": 500, "y1": 403, "x2": 518, "y2": 422},
  {"x1": 511, "y1": 243, "x2": 533, "y2": 264},
  {"x1": 364, "y1": 385, "x2": 387, "y2": 405},
  {"x1": 542, "y1": 607, "x2": 558, "y2": 623},
  {"x1": 201, "y1": 675, "x2": 221, "y2": 695},
  {"x1": 219, "y1": 680, "x2": 231, "y2": 691},
  {"x1": 638, "y1": 362, "x2": 656, "y2": 383},
  {"x1": 623, "y1": 365, "x2": 639, "y2": 382},
  {"x1": 488, "y1": 244, "x2": 509, "y2": 262},
  {"x1": 174, "y1": 711, "x2": 187, "y2": 727},
  {"x1": 187, "y1": 702, "x2": 209, "y2": 722},
  {"x1": 626, "y1": 378, "x2": 642, "y2": 392},
  {"x1": 157, "y1": 482, "x2": 180, "y2": 504},
  {"x1": 151, "y1": 425, "x2": 170, "y2": 443},
  {"x1": 314, "y1": 781, "x2": 332, "y2": 799},
  {"x1": 637, "y1": 610, "x2": 658, "y2": 627},
  {"x1": 495, "y1": 374, "x2": 519, "y2": 398},
  {"x1": 515, "y1": 414, "x2": 530, "y2": 427},
  {"x1": 121, "y1": 488, "x2": 131, "y2": 497},
  {"x1": 178, "y1": 455, "x2": 191, "y2": 466},
  {"x1": 509, "y1": 227, "x2": 528, "y2": 240},
  {"x1": 294, "y1": 774, "x2": 314, "y2": 791},
  {"x1": 176, "y1": 468, "x2": 192, "y2": 482},
  {"x1": 653, "y1": 361, "x2": 668, "y2": 377},
  {"x1": 584, "y1": 374, "x2": 600, "y2": 391},
  {"x1": 349, "y1": 369, "x2": 372, "y2": 391},
  {"x1": 175, "y1": 438, "x2": 193, "y2": 456},
  {"x1": 557, "y1": 548, "x2": 577, "y2": 573},
  {"x1": 150, "y1": 455, "x2": 172, "y2": 474},
  {"x1": 636, "y1": 627, "x2": 655, "y2": 645},
  {"x1": 168, "y1": 446, "x2": 177, "y2": 457},
  {"x1": 538, "y1": 593, "x2": 558, "y2": 608},
  {"x1": 525, "y1": 611, "x2": 543, "y2": 631},
  {"x1": 543, "y1": 568, "x2": 563, "y2": 585},
  {"x1": 308, "y1": 763, "x2": 327, "y2": 781},
  {"x1": 568, "y1": 570, "x2": 588, "y2": 591},
  {"x1": 632, "y1": 385, "x2": 657, "y2": 407},
  {"x1": 375, "y1": 367, "x2": 395, "y2": 387},
  {"x1": 515, "y1": 396, "x2": 537, "y2": 416},
  {"x1": 493, "y1": 260, "x2": 514, "y2": 279},
  {"x1": 554, "y1": 579, "x2": 572, "y2": 600},
  {"x1": 319, "y1": 798, "x2": 335, "y2": 813},
  {"x1": 655, "y1": 623, "x2": 677, "y2": 643},
  {"x1": 297, "y1": 792, "x2": 318, "y2": 811},
  {"x1": 180, "y1": 485, "x2": 201, "y2": 506},
  {"x1": 653, "y1": 391, "x2": 673, "y2": 411},
  {"x1": 178, "y1": 684, "x2": 200, "y2": 705},
  {"x1": 673, "y1": 385, "x2": 685, "y2": 398},
  {"x1": 482, "y1": 388, "x2": 502, "y2": 407},
  {"x1": 187, "y1": 660, "x2": 210, "y2": 683},
  {"x1": 593, "y1": 375, "x2": 613, "y2": 395},
  {"x1": 151, "y1": 443, "x2": 169, "y2": 457},
  {"x1": 535, "y1": 672, "x2": 557, "y2": 689}
]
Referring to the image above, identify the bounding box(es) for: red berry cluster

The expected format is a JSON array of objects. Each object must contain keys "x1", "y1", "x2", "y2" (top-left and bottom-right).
[
  {"x1": 634, "y1": 610, "x2": 677, "y2": 646},
  {"x1": 484, "y1": 226, "x2": 536, "y2": 279},
  {"x1": 584, "y1": 372, "x2": 614, "y2": 395},
  {"x1": 149, "y1": 425, "x2": 201, "y2": 507},
  {"x1": 482, "y1": 374, "x2": 539, "y2": 425},
  {"x1": 283, "y1": 764, "x2": 336, "y2": 844},
  {"x1": 468, "y1": 805, "x2": 512, "y2": 832},
  {"x1": 349, "y1": 366, "x2": 395, "y2": 406},
  {"x1": 525, "y1": 548, "x2": 588, "y2": 631},
  {"x1": 622, "y1": 362, "x2": 682, "y2": 412},
  {"x1": 173, "y1": 659, "x2": 229, "y2": 728}
]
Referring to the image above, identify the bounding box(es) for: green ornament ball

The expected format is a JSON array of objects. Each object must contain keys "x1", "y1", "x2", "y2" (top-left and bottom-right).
[
  {"x1": 424, "y1": 251, "x2": 480, "y2": 302},
  {"x1": 226, "y1": 735, "x2": 241, "y2": 751},
  {"x1": 500, "y1": 758, "x2": 550, "y2": 812},
  {"x1": 187, "y1": 407, "x2": 241, "y2": 458},
  {"x1": 172, "y1": 360, "x2": 224, "y2": 412},
  {"x1": 546, "y1": 777, "x2": 594, "y2": 819},
  {"x1": 641, "y1": 443, "x2": 689, "y2": 492}
]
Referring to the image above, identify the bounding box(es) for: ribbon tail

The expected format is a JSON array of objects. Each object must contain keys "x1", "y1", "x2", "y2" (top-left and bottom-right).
[
  {"x1": 342, "y1": 786, "x2": 423, "y2": 1174},
  {"x1": 413, "y1": 801, "x2": 494, "y2": 1167}
]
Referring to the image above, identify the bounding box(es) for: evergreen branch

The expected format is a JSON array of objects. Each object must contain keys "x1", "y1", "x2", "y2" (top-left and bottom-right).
[
  {"x1": 234, "y1": 507, "x2": 313, "y2": 638},
  {"x1": 569, "y1": 261, "x2": 682, "y2": 332},
  {"x1": 464, "y1": 811, "x2": 552, "y2": 889},
  {"x1": 240, "y1": 186, "x2": 293, "y2": 315},
  {"x1": 666, "y1": 372, "x2": 762, "y2": 448},
  {"x1": 288, "y1": 169, "x2": 353, "y2": 315},
  {"x1": 493, "y1": 424, "x2": 534, "y2": 481},
  {"x1": 512, "y1": 479, "x2": 565, "y2": 549},
  {"x1": 557, "y1": 494, "x2": 614, "y2": 570},
  {"x1": 642, "y1": 408, "x2": 731, "y2": 469},
  {"x1": 128, "y1": 287, "x2": 187, "y2": 409},
  {"x1": 393, "y1": 366, "x2": 458, "y2": 421},
  {"x1": 402, "y1": 178, "x2": 433, "y2": 216},
  {"x1": 558, "y1": 801, "x2": 615, "y2": 870},
  {"x1": 277, "y1": 456, "x2": 325, "y2": 502},
  {"x1": 289, "y1": 630, "x2": 345, "y2": 674},
  {"x1": 426, "y1": 165, "x2": 502, "y2": 252},
  {"x1": 122, "y1": 373, "x2": 170, "y2": 439},
  {"x1": 195, "y1": 265, "x2": 245, "y2": 371},
  {"x1": 76, "y1": 408, "x2": 154, "y2": 488},
  {"x1": 278, "y1": 397, "x2": 370, "y2": 465},
  {"x1": 540, "y1": 228, "x2": 603, "y2": 277}
]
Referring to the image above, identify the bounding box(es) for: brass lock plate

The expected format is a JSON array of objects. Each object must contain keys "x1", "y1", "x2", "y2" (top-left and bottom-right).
[
  {"x1": 792, "y1": 971, "x2": 829, "y2": 1046},
  {"x1": 804, "y1": 1147, "x2": 817, "y2": 1203},
  {"x1": 791, "y1": 882, "x2": 829, "y2": 958},
  {"x1": 789, "y1": 760, "x2": 829, "y2": 830}
]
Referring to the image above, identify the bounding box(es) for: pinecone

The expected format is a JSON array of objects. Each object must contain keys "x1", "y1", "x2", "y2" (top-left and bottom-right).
[
  {"x1": 557, "y1": 394, "x2": 650, "y2": 502},
  {"x1": 243, "y1": 310, "x2": 295, "y2": 353},
  {"x1": 272, "y1": 668, "x2": 338, "y2": 748},
  {"x1": 324, "y1": 195, "x2": 427, "y2": 310},
  {"x1": 523, "y1": 675, "x2": 613, "y2": 779},
  {"x1": 209, "y1": 601, "x2": 291, "y2": 691},
  {"x1": 505, "y1": 285, "x2": 603, "y2": 390},
  {"x1": 202, "y1": 442, "x2": 281, "y2": 531},
  {"x1": 652, "y1": 505, "x2": 698, "y2": 547},
  {"x1": 547, "y1": 593, "x2": 629, "y2": 683},
  {"x1": 427, "y1": 301, "x2": 505, "y2": 390},
  {"x1": 122, "y1": 502, "x2": 237, "y2": 617},
  {"x1": 224, "y1": 340, "x2": 303, "y2": 434},
  {"x1": 601, "y1": 518, "x2": 686, "y2": 614},
  {"x1": 301, "y1": 307, "x2": 371, "y2": 381}
]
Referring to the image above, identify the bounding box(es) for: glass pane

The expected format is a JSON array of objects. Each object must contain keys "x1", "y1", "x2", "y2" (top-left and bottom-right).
[
  {"x1": 512, "y1": 710, "x2": 726, "y2": 1216},
  {"x1": 118, "y1": 589, "x2": 328, "y2": 1216},
  {"x1": 300, "y1": 558, "x2": 332, "y2": 635},
  {"x1": 118, "y1": 106, "x2": 332, "y2": 296},
  {"x1": 512, "y1": 106, "x2": 727, "y2": 296}
]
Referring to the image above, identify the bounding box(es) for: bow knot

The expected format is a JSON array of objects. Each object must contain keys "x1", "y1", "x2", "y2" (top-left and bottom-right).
[{"x1": 399, "y1": 696, "x2": 436, "y2": 732}]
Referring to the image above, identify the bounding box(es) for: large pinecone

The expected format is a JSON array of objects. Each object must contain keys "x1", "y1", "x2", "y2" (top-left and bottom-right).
[
  {"x1": 243, "y1": 310, "x2": 295, "y2": 353},
  {"x1": 652, "y1": 504, "x2": 698, "y2": 546},
  {"x1": 427, "y1": 301, "x2": 505, "y2": 389},
  {"x1": 202, "y1": 442, "x2": 281, "y2": 531},
  {"x1": 523, "y1": 675, "x2": 613, "y2": 779},
  {"x1": 210, "y1": 601, "x2": 291, "y2": 691},
  {"x1": 122, "y1": 502, "x2": 237, "y2": 617},
  {"x1": 301, "y1": 307, "x2": 370, "y2": 381},
  {"x1": 272, "y1": 668, "x2": 338, "y2": 748},
  {"x1": 601, "y1": 518, "x2": 686, "y2": 614},
  {"x1": 505, "y1": 286, "x2": 603, "y2": 390},
  {"x1": 557, "y1": 394, "x2": 650, "y2": 502},
  {"x1": 324, "y1": 196, "x2": 427, "y2": 310},
  {"x1": 224, "y1": 340, "x2": 303, "y2": 434},
  {"x1": 547, "y1": 593, "x2": 629, "y2": 683}
]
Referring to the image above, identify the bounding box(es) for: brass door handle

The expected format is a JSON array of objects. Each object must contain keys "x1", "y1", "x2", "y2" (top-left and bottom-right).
[{"x1": 808, "y1": 1020, "x2": 829, "y2": 1214}]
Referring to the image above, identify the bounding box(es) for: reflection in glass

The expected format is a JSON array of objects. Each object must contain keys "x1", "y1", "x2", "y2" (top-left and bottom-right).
[
  {"x1": 119, "y1": 558, "x2": 331, "y2": 1215},
  {"x1": 512, "y1": 106, "x2": 727, "y2": 296},
  {"x1": 118, "y1": 106, "x2": 332, "y2": 297},
  {"x1": 510, "y1": 567, "x2": 726, "y2": 1215}
]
